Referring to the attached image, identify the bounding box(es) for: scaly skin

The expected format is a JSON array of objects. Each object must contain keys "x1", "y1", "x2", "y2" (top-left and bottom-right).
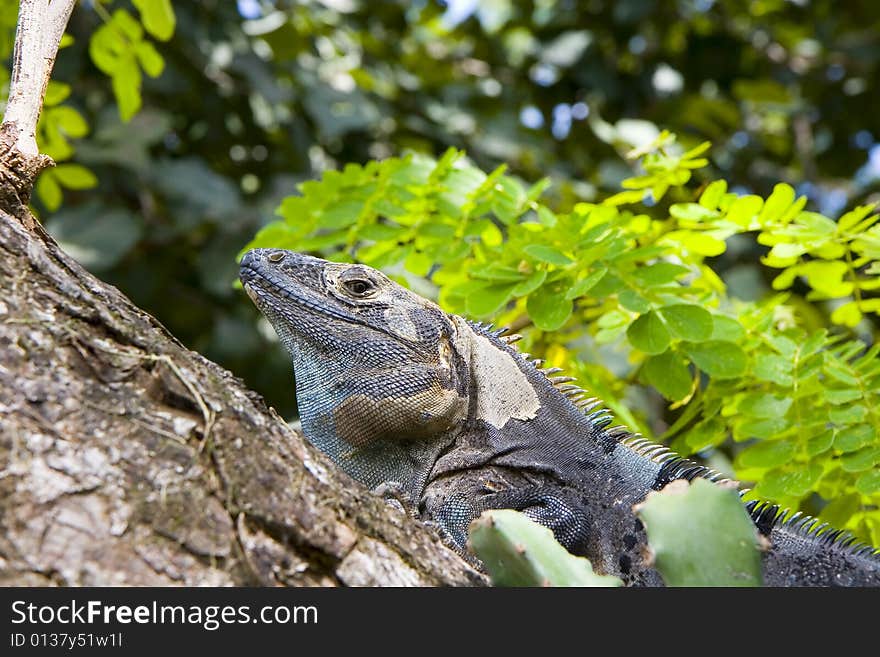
[{"x1": 240, "y1": 249, "x2": 880, "y2": 586}]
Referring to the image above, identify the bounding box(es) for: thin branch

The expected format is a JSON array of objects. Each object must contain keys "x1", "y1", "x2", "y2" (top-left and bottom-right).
[{"x1": 2, "y1": 0, "x2": 77, "y2": 157}]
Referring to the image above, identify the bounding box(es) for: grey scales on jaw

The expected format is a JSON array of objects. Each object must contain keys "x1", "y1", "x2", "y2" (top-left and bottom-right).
[{"x1": 239, "y1": 248, "x2": 880, "y2": 586}]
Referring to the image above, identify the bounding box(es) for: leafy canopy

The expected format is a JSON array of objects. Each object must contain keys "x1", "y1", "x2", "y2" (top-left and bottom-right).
[{"x1": 244, "y1": 134, "x2": 880, "y2": 547}]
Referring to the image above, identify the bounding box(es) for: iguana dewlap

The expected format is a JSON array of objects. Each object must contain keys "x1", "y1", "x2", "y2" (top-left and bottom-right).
[{"x1": 240, "y1": 248, "x2": 880, "y2": 586}]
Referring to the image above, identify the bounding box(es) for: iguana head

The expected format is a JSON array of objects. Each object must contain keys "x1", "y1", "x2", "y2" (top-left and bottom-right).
[{"x1": 239, "y1": 249, "x2": 469, "y2": 457}]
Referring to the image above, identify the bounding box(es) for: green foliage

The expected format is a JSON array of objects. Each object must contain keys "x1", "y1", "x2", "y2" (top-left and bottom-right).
[
  {"x1": 89, "y1": 3, "x2": 172, "y2": 122},
  {"x1": 244, "y1": 137, "x2": 880, "y2": 547},
  {"x1": 634, "y1": 479, "x2": 764, "y2": 587},
  {"x1": 467, "y1": 509, "x2": 621, "y2": 587},
  {"x1": 0, "y1": 1, "x2": 176, "y2": 210}
]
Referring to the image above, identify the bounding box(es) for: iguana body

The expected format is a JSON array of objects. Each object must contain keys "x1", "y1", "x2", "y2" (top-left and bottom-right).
[{"x1": 240, "y1": 249, "x2": 880, "y2": 586}]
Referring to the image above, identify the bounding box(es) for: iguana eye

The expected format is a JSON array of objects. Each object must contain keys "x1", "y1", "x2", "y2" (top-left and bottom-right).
[{"x1": 342, "y1": 278, "x2": 375, "y2": 297}]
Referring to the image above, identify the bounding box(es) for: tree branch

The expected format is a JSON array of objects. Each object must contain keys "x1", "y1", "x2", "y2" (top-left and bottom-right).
[{"x1": 3, "y1": 0, "x2": 76, "y2": 157}]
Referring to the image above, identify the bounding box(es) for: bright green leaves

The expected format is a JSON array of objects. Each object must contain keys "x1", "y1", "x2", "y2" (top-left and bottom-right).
[
  {"x1": 726, "y1": 195, "x2": 763, "y2": 228},
  {"x1": 33, "y1": 82, "x2": 97, "y2": 210},
  {"x1": 758, "y1": 183, "x2": 797, "y2": 223},
  {"x1": 616, "y1": 133, "x2": 710, "y2": 203},
  {"x1": 629, "y1": 304, "x2": 740, "y2": 396},
  {"x1": 89, "y1": 6, "x2": 176, "y2": 121},
  {"x1": 36, "y1": 164, "x2": 99, "y2": 212},
  {"x1": 635, "y1": 479, "x2": 763, "y2": 587},
  {"x1": 699, "y1": 180, "x2": 727, "y2": 210},
  {"x1": 133, "y1": 0, "x2": 176, "y2": 41}
]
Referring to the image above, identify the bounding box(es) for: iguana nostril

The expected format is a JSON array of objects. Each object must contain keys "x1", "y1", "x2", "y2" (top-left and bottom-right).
[{"x1": 268, "y1": 251, "x2": 285, "y2": 263}]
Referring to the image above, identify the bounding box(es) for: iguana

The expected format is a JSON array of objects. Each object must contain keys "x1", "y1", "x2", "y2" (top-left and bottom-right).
[{"x1": 240, "y1": 248, "x2": 880, "y2": 586}]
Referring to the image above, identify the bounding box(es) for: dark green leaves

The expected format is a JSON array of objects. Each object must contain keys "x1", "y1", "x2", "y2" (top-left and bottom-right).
[
  {"x1": 659, "y1": 304, "x2": 713, "y2": 341},
  {"x1": 627, "y1": 311, "x2": 670, "y2": 354},
  {"x1": 642, "y1": 350, "x2": 692, "y2": 401},
  {"x1": 684, "y1": 341, "x2": 748, "y2": 379}
]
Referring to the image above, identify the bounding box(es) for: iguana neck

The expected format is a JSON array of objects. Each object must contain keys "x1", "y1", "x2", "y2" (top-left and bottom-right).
[{"x1": 291, "y1": 338, "x2": 462, "y2": 500}]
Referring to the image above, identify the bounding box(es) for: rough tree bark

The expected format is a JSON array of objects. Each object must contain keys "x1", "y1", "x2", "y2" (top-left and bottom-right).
[{"x1": 0, "y1": 1, "x2": 483, "y2": 587}]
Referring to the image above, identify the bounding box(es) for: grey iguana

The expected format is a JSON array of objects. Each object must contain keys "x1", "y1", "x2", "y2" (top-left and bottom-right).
[{"x1": 240, "y1": 248, "x2": 880, "y2": 586}]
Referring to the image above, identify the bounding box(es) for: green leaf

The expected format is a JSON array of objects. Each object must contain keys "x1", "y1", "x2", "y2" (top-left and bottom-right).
[
  {"x1": 471, "y1": 263, "x2": 526, "y2": 282},
  {"x1": 710, "y1": 315, "x2": 746, "y2": 342},
  {"x1": 523, "y1": 244, "x2": 573, "y2": 266},
  {"x1": 699, "y1": 180, "x2": 727, "y2": 210},
  {"x1": 736, "y1": 440, "x2": 796, "y2": 469},
  {"x1": 758, "y1": 464, "x2": 823, "y2": 499},
  {"x1": 840, "y1": 446, "x2": 880, "y2": 472},
  {"x1": 536, "y1": 205, "x2": 558, "y2": 227},
  {"x1": 44, "y1": 81, "x2": 71, "y2": 106},
  {"x1": 758, "y1": 183, "x2": 796, "y2": 223},
  {"x1": 670, "y1": 203, "x2": 717, "y2": 221},
  {"x1": 35, "y1": 171, "x2": 62, "y2": 211},
  {"x1": 635, "y1": 479, "x2": 763, "y2": 587},
  {"x1": 404, "y1": 250, "x2": 433, "y2": 277},
  {"x1": 659, "y1": 304, "x2": 713, "y2": 341},
  {"x1": 806, "y1": 430, "x2": 834, "y2": 457},
  {"x1": 53, "y1": 164, "x2": 98, "y2": 190},
  {"x1": 511, "y1": 269, "x2": 547, "y2": 296},
  {"x1": 466, "y1": 282, "x2": 516, "y2": 317},
  {"x1": 829, "y1": 404, "x2": 867, "y2": 424},
  {"x1": 526, "y1": 285, "x2": 573, "y2": 331},
  {"x1": 317, "y1": 199, "x2": 363, "y2": 228},
  {"x1": 726, "y1": 195, "x2": 763, "y2": 227},
  {"x1": 737, "y1": 393, "x2": 792, "y2": 418},
  {"x1": 753, "y1": 354, "x2": 793, "y2": 385},
  {"x1": 684, "y1": 341, "x2": 747, "y2": 379},
  {"x1": 133, "y1": 0, "x2": 176, "y2": 41},
  {"x1": 112, "y1": 60, "x2": 142, "y2": 122},
  {"x1": 565, "y1": 267, "x2": 606, "y2": 299},
  {"x1": 834, "y1": 425, "x2": 874, "y2": 452},
  {"x1": 627, "y1": 311, "x2": 671, "y2": 355},
  {"x1": 671, "y1": 231, "x2": 727, "y2": 256},
  {"x1": 135, "y1": 42, "x2": 165, "y2": 78},
  {"x1": 831, "y1": 302, "x2": 862, "y2": 327},
  {"x1": 642, "y1": 350, "x2": 692, "y2": 401},
  {"x1": 856, "y1": 471, "x2": 880, "y2": 495},
  {"x1": 736, "y1": 417, "x2": 788, "y2": 440},
  {"x1": 630, "y1": 262, "x2": 690, "y2": 286},
  {"x1": 52, "y1": 106, "x2": 88, "y2": 138},
  {"x1": 619, "y1": 288, "x2": 650, "y2": 313}
]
